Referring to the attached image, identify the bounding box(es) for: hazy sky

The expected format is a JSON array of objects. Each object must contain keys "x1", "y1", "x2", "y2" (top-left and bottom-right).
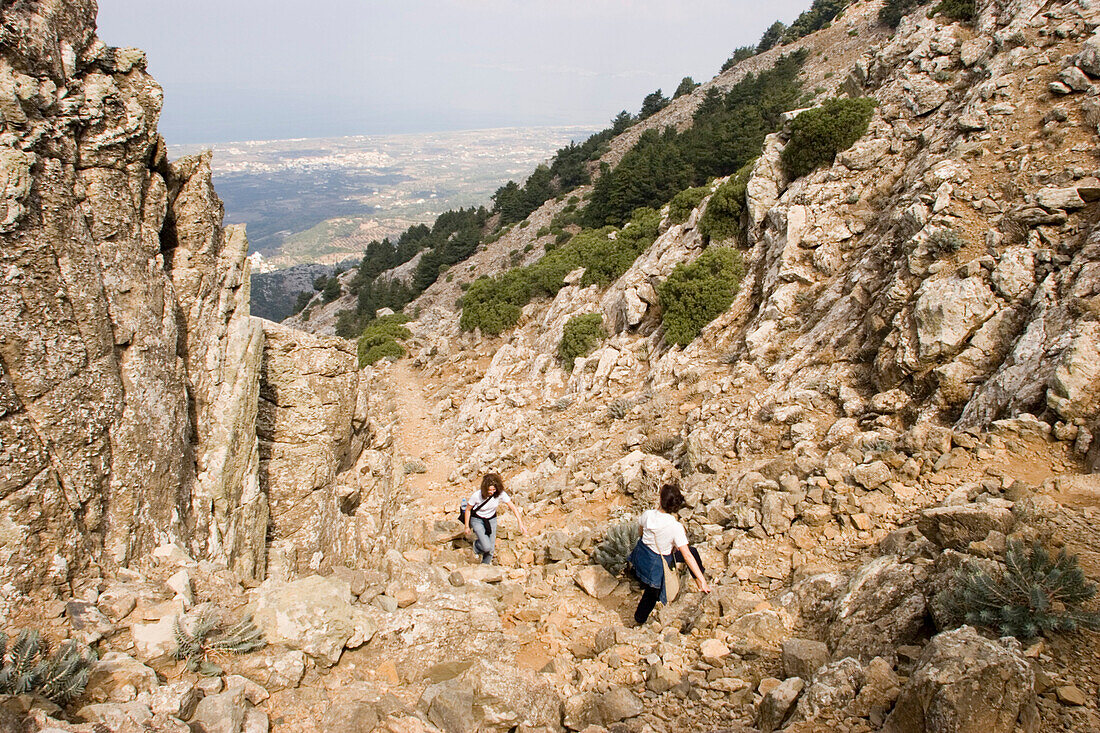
[{"x1": 96, "y1": 1, "x2": 810, "y2": 144}]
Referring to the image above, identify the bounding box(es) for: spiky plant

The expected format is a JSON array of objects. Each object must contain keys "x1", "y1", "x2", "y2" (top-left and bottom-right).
[
  {"x1": 173, "y1": 611, "x2": 265, "y2": 676},
  {"x1": 642, "y1": 433, "x2": 679, "y2": 456},
  {"x1": 592, "y1": 518, "x2": 640, "y2": 576},
  {"x1": 0, "y1": 630, "x2": 96, "y2": 705},
  {"x1": 36, "y1": 639, "x2": 97, "y2": 705},
  {"x1": 607, "y1": 398, "x2": 632, "y2": 421},
  {"x1": 944, "y1": 542, "x2": 1100, "y2": 639}
]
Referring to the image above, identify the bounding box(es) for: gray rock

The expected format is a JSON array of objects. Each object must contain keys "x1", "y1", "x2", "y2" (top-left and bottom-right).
[
  {"x1": 1076, "y1": 29, "x2": 1100, "y2": 77},
  {"x1": 249, "y1": 575, "x2": 378, "y2": 666},
  {"x1": 1058, "y1": 66, "x2": 1092, "y2": 92},
  {"x1": 758, "y1": 676, "x2": 805, "y2": 732},
  {"x1": 917, "y1": 503, "x2": 1015, "y2": 550},
  {"x1": 598, "y1": 687, "x2": 644, "y2": 723},
  {"x1": 189, "y1": 688, "x2": 248, "y2": 733},
  {"x1": 782, "y1": 638, "x2": 831, "y2": 680},
  {"x1": 790, "y1": 658, "x2": 864, "y2": 722},
  {"x1": 883, "y1": 627, "x2": 1037, "y2": 733},
  {"x1": 1036, "y1": 186, "x2": 1086, "y2": 211},
  {"x1": 86, "y1": 652, "x2": 159, "y2": 704},
  {"x1": 828, "y1": 556, "x2": 928, "y2": 660}
]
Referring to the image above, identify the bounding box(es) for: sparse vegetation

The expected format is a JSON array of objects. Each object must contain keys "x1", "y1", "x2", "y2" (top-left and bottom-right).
[
  {"x1": 720, "y1": 46, "x2": 757, "y2": 72},
  {"x1": 642, "y1": 433, "x2": 679, "y2": 455},
  {"x1": 357, "y1": 314, "x2": 412, "y2": 367},
  {"x1": 659, "y1": 247, "x2": 745, "y2": 346},
  {"x1": 927, "y1": 227, "x2": 966, "y2": 256},
  {"x1": 673, "y1": 77, "x2": 699, "y2": 99},
  {"x1": 783, "y1": 0, "x2": 851, "y2": 41},
  {"x1": 758, "y1": 21, "x2": 787, "y2": 53},
  {"x1": 781, "y1": 97, "x2": 877, "y2": 179},
  {"x1": 0, "y1": 630, "x2": 96, "y2": 705},
  {"x1": 173, "y1": 611, "x2": 265, "y2": 677},
  {"x1": 943, "y1": 542, "x2": 1100, "y2": 639},
  {"x1": 559, "y1": 313, "x2": 605, "y2": 371},
  {"x1": 593, "y1": 518, "x2": 640, "y2": 575},
  {"x1": 607, "y1": 398, "x2": 632, "y2": 420},
  {"x1": 699, "y1": 162, "x2": 754, "y2": 244},
  {"x1": 460, "y1": 208, "x2": 660, "y2": 336}
]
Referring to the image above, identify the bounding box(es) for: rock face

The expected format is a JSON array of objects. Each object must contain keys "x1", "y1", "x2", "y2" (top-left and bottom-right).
[
  {"x1": 0, "y1": 0, "x2": 370, "y2": 592},
  {"x1": 258, "y1": 322, "x2": 372, "y2": 577}
]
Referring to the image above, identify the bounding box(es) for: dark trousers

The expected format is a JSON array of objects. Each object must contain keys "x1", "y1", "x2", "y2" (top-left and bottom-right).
[{"x1": 634, "y1": 546, "x2": 704, "y2": 624}]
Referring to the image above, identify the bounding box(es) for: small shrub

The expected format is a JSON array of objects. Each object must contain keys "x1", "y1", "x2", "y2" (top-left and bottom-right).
[
  {"x1": 0, "y1": 630, "x2": 96, "y2": 705},
  {"x1": 607, "y1": 398, "x2": 632, "y2": 420},
  {"x1": 555, "y1": 231, "x2": 573, "y2": 246},
  {"x1": 322, "y1": 277, "x2": 343, "y2": 303},
  {"x1": 537, "y1": 226, "x2": 551, "y2": 237},
  {"x1": 659, "y1": 247, "x2": 745, "y2": 346},
  {"x1": 519, "y1": 220, "x2": 530, "y2": 229},
  {"x1": 781, "y1": 97, "x2": 877, "y2": 179},
  {"x1": 699, "y1": 163, "x2": 753, "y2": 244},
  {"x1": 668, "y1": 186, "x2": 710, "y2": 225},
  {"x1": 403, "y1": 459, "x2": 427, "y2": 474},
  {"x1": 932, "y1": 0, "x2": 975, "y2": 22},
  {"x1": 592, "y1": 518, "x2": 640, "y2": 575},
  {"x1": 357, "y1": 314, "x2": 411, "y2": 367},
  {"x1": 926, "y1": 227, "x2": 966, "y2": 256},
  {"x1": 559, "y1": 313, "x2": 605, "y2": 371},
  {"x1": 642, "y1": 433, "x2": 679, "y2": 455},
  {"x1": 174, "y1": 611, "x2": 265, "y2": 676},
  {"x1": 943, "y1": 542, "x2": 1100, "y2": 639}
]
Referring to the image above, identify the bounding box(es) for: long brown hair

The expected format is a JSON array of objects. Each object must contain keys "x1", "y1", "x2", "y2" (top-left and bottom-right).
[{"x1": 481, "y1": 472, "x2": 504, "y2": 499}]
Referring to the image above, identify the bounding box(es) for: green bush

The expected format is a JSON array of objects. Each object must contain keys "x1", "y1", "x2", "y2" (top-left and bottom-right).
[
  {"x1": 932, "y1": 0, "x2": 975, "y2": 21},
  {"x1": 659, "y1": 247, "x2": 745, "y2": 346},
  {"x1": 878, "y1": 0, "x2": 929, "y2": 27},
  {"x1": 0, "y1": 629, "x2": 97, "y2": 705},
  {"x1": 942, "y1": 542, "x2": 1100, "y2": 639},
  {"x1": 460, "y1": 208, "x2": 660, "y2": 336},
  {"x1": 668, "y1": 186, "x2": 710, "y2": 225},
  {"x1": 781, "y1": 97, "x2": 876, "y2": 179},
  {"x1": 356, "y1": 314, "x2": 411, "y2": 367},
  {"x1": 699, "y1": 161, "x2": 754, "y2": 243},
  {"x1": 559, "y1": 313, "x2": 605, "y2": 370}
]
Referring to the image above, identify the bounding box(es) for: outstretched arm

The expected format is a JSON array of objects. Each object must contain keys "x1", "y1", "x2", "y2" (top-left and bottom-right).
[
  {"x1": 677, "y1": 544, "x2": 710, "y2": 593},
  {"x1": 506, "y1": 499, "x2": 527, "y2": 534}
]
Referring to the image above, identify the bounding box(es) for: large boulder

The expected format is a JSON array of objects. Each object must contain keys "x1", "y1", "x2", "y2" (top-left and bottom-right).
[
  {"x1": 419, "y1": 658, "x2": 563, "y2": 732},
  {"x1": 248, "y1": 575, "x2": 377, "y2": 666},
  {"x1": 883, "y1": 627, "x2": 1037, "y2": 733},
  {"x1": 917, "y1": 503, "x2": 1015, "y2": 550},
  {"x1": 828, "y1": 557, "x2": 928, "y2": 660}
]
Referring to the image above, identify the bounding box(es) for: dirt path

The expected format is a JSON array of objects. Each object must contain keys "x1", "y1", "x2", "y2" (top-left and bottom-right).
[{"x1": 389, "y1": 361, "x2": 461, "y2": 516}]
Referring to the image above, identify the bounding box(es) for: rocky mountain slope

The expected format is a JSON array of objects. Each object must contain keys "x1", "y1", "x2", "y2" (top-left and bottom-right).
[{"x1": 2, "y1": 0, "x2": 1100, "y2": 731}]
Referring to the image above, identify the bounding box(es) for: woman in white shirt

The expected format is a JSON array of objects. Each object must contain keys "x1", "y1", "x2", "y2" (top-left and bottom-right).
[
  {"x1": 628, "y1": 483, "x2": 709, "y2": 624},
  {"x1": 464, "y1": 473, "x2": 526, "y2": 564}
]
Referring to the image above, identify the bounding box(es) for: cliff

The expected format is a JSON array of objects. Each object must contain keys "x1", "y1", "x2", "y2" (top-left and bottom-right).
[{"x1": 0, "y1": 0, "x2": 379, "y2": 594}]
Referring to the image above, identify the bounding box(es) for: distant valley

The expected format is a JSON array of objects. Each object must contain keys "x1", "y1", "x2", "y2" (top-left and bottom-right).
[{"x1": 168, "y1": 126, "x2": 596, "y2": 271}]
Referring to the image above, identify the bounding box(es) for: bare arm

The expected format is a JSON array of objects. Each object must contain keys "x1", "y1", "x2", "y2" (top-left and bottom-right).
[
  {"x1": 464, "y1": 505, "x2": 472, "y2": 532},
  {"x1": 677, "y1": 544, "x2": 710, "y2": 593},
  {"x1": 505, "y1": 499, "x2": 527, "y2": 534}
]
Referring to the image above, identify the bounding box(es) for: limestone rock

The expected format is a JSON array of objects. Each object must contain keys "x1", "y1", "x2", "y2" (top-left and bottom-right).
[
  {"x1": 248, "y1": 575, "x2": 378, "y2": 666},
  {"x1": 828, "y1": 556, "x2": 928, "y2": 660},
  {"x1": 575, "y1": 566, "x2": 619, "y2": 599},
  {"x1": 758, "y1": 677, "x2": 804, "y2": 732},
  {"x1": 782, "y1": 638, "x2": 831, "y2": 680},
  {"x1": 419, "y1": 658, "x2": 562, "y2": 732},
  {"x1": 1036, "y1": 187, "x2": 1086, "y2": 211},
  {"x1": 85, "y1": 652, "x2": 159, "y2": 704},
  {"x1": 917, "y1": 503, "x2": 1015, "y2": 550},
  {"x1": 189, "y1": 688, "x2": 248, "y2": 733},
  {"x1": 884, "y1": 627, "x2": 1037, "y2": 733}
]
